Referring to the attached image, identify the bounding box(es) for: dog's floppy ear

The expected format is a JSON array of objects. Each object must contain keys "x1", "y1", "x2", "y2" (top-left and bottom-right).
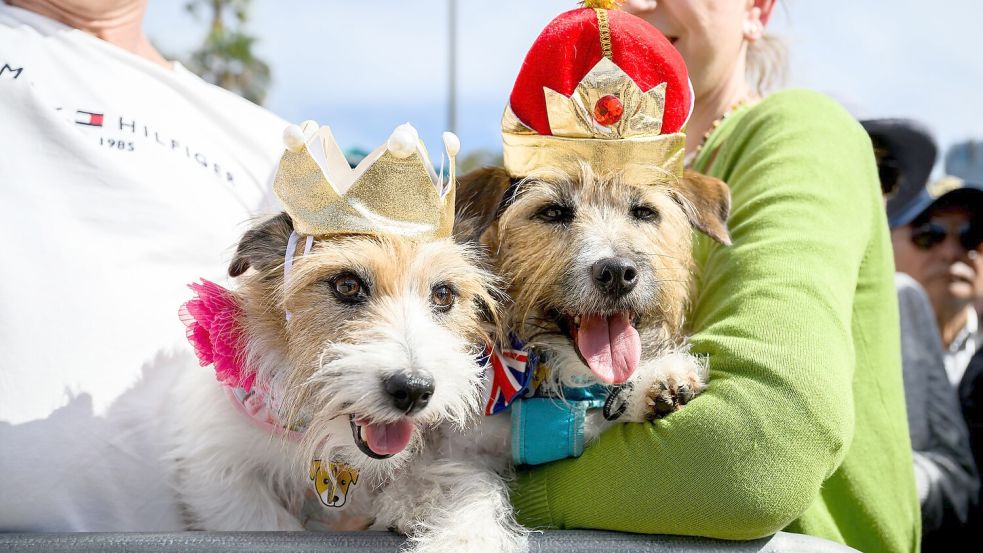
[
  {"x1": 454, "y1": 166, "x2": 514, "y2": 245},
  {"x1": 454, "y1": 167, "x2": 514, "y2": 332},
  {"x1": 228, "y1": 212, "x2": 295, "y2": 277},
  {"x1": 348, "y1": 468, "x2": 359, "y2": 485},
  {"x1": 670, "y1": 170, "x2": 732, "y2": 246}
]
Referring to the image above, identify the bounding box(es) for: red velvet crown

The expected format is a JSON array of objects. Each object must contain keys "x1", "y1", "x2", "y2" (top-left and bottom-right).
[{"x1": 509, "y1": 8, "x2": 691, "y2": 137}]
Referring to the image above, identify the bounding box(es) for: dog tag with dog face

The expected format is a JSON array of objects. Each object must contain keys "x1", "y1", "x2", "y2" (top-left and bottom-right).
[{"x1": 309, "y1": 459, "x2": 360, "y2": 509}]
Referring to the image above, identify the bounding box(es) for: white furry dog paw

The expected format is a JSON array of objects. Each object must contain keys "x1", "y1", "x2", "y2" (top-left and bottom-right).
[{"x1": 617, "y1": 351, "x2": 707, "y2": 422}]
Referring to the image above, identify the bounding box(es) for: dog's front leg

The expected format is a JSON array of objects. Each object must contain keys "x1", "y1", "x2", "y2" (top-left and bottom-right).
[
  {"x1": 374, "y1": 459, "x2": 528, "y2": 553},
  {"x1": 618, "y1": 350, "x2": 708, "y2": 423},
  {"x1": 174, "y1": 450, "x2": 305, "y2": 531},
  {"x1": 583, "y1": 351, "x2": 707, "y2": 443},
  {"x1": 168, "y1": 370, "x2": 305, "y2": 531}
]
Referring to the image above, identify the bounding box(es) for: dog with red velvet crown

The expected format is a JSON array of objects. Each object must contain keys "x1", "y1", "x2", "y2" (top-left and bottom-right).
[{"x1": 380, "y1": 4, "x2": 733, "y2": 551}]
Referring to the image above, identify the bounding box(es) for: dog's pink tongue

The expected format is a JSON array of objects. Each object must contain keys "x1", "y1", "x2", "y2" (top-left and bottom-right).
[
  {"x1": 576, "y1": 312, "x2": 641, "y2": 384},
  {"x1": 362, "y1": 418, "x2": 414, "y2": 456}
]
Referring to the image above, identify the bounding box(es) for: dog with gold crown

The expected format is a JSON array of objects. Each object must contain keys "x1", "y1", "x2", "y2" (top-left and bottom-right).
[{"x1": 167, "y1": 121, "x2": 501, "y2": 532}]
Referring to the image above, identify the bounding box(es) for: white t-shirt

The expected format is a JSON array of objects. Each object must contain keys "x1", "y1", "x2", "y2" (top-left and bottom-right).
[
  {"x1": 0, "y1": 5, "x2": 287, "y2": 531},
  {"x1": 944, "y1": 306, "x2": 981, "y2": 387}
]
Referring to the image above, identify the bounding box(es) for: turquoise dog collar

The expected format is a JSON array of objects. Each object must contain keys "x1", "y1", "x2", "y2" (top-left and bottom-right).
[{"x1": 510, "y1": 384, "x2": 608, "y2": 466}]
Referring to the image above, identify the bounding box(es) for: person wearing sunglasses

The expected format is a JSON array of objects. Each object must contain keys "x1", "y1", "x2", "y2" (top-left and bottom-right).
[
  {"x1": 892, "y1": 177, "x2": 983, "y2": 377},
  {"x1": 864, "y1": 119, "x2": 980, "y2": 550}
]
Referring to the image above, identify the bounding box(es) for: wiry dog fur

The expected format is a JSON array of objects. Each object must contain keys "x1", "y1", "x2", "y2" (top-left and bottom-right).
[{"x1": 166, "y1": 211, "x2": 502, "y2": 533}]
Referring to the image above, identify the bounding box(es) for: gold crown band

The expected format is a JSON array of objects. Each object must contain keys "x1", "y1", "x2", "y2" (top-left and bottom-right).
[
  {"x1": 594, "y1": 8, "x2": 613, "y2": 59},
  {"x1": 502, "y1": 131, "x2": 685, "y2": 183}
]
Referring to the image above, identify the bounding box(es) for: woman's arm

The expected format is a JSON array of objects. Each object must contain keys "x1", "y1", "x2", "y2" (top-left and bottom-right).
[{"x1": 510, "y1": 90, "x2": 888, "y2": 540}]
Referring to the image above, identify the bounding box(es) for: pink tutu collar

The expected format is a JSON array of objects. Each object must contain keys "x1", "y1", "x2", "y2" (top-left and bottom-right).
[{"x1": 179, "y1": 279, "x2": 256, "y2": 392}]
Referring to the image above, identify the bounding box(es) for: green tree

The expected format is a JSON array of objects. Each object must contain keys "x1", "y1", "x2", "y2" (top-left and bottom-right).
[{"x1": 185, "y1": 0, "x2": 271, "y2": 105}]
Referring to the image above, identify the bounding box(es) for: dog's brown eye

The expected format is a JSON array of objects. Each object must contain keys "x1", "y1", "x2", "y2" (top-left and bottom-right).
[
  {"x1": 335, "y1": 276, "x2": 360, "y2": 296},
  {"x1": 631, "y1": 206, "x2": 659, "y2": 222},
  {"x1": 430, "y1": 284, "x2": 456, "y2": 312},
  {"x1": 535, "y1": 204, "x2": 574, "y2": 224},
  {"x1": 331, "y1": 273, "x2": 368, "y2": 304}
]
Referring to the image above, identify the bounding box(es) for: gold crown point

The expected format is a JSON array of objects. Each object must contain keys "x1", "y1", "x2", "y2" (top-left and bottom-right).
[
  {"x1": 442, "y1": 132, "x2": 461, "y2": 157},
  {"x1": 282, "y1": 124, "x2": 306, "y2": 153}
]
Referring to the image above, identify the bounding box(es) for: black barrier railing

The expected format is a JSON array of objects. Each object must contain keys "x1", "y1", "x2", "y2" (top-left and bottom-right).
[{"x1": 0, "y1": 530, "x2": 859, "y2": 552}]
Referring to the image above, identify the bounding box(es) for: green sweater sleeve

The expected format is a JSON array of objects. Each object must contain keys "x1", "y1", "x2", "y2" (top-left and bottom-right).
[{"x1": 510, "y1": 90, "x2": 883, "y2": 540}]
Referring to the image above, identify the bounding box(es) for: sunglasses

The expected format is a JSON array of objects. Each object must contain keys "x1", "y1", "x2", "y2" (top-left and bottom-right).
[{"x1": 910, "y1": 220, "x2": 983, "y2": 251}]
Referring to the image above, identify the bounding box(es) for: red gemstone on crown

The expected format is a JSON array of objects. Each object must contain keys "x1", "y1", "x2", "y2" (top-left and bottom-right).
[{"x1": 593, "y1": 95, "x2": 624, "y2": 126}]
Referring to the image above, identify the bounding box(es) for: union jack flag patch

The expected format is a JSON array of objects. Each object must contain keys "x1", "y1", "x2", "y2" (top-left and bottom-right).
[{"x1": 480, "y1": 334, "x2": 536, "y2": 416}]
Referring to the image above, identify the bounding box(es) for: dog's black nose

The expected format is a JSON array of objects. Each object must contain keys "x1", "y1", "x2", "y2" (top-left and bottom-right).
[
  {"x1": 383, "y1": 372, "x2": 434, "y2": 415},
  {"x1": 592, "y1": 257, "x2": 638, "y2": 297}
]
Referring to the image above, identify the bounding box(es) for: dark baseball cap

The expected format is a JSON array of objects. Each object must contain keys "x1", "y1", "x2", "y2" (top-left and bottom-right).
[
  {"x1": 893, "y1": 176, "x2": 983, "y2": 229},
  {"x1": 860, "y1": 118, "x2": 938, "y2": 228}
]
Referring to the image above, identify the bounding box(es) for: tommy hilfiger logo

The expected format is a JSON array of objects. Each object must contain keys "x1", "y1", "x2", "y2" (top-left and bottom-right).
[
  {"x1": 75, "y1": 110, "x2": 104, "y2": 126},
  {"x1": 67, "y1": 108, "x2": 238, "y2": 185}
]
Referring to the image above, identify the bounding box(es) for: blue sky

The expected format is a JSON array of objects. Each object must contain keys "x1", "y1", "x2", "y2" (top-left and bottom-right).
[{"x1": 147, "y1": 0, "x2": 983, "y2": 175}]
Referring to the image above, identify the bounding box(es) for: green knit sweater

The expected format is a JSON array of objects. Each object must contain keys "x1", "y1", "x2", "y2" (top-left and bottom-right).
[{"x1": 509, "y1": 89, "x2": 920, "y2": 553}]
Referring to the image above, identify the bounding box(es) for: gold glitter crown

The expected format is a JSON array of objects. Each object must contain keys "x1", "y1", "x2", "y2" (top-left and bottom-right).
[
  {"x1": 274, "y1": 122, "x2": 459, "y2": 240},
  {"x1": 502, "y1": 57, "x2": 693, "y2": 181}
]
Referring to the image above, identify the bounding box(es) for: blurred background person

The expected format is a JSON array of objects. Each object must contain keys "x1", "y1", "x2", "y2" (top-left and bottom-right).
[
  {"x1": 891, "y1": 172, "x2": 983, "y2": 544},
  {"x1": 863, "y1": 118, "x2": 979, "y2": 549},
  {"x1": 890, "y1": 175, "x2": 983, "y2": 382}
]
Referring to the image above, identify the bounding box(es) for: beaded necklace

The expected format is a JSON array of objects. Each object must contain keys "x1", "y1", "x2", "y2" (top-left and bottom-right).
[{"x1": 685, "y1": 97, "x2": 753, "y2": 168}]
